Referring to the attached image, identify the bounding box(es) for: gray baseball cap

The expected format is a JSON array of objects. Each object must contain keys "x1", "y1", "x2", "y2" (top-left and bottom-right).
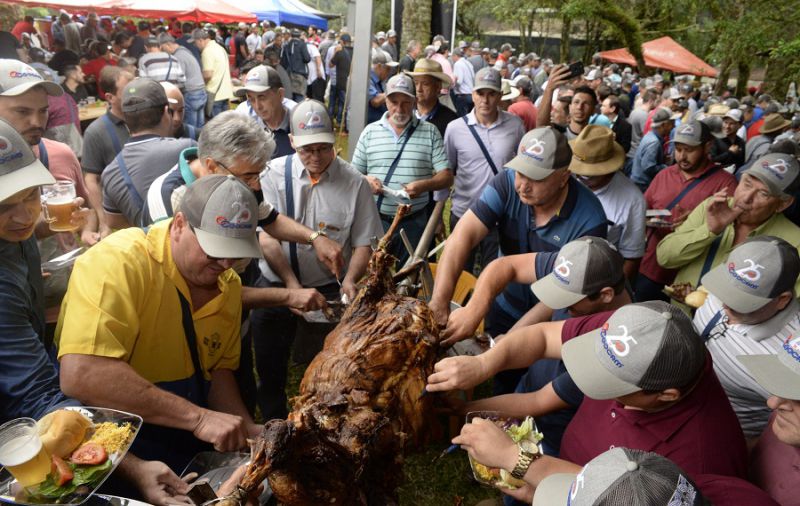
[
  {"x1": 290, "y1": 99, "x2": 335, "y2": 147},
  {"x1": 372, "y1": 51, "x2": 399, "y2": 66},
  {"x1": 743, "y1": 153, "x2": 800, "y2": 197},
  {"x1": 650, "y1": 107, "x2": 674, "y2": 127},
  {"x1": 473, "y1": 67, "x2": 502, "y2": 92},
  {"x1": 187, "y1": 28, "x2": 209, "y2": 42},
  {"x1": 181, "y1": 174, "x2": 260, "y2": 259},
  {"x1": 0, "y1": 118, "x2": 55, "y2": 202},
  {"x1": 702, "y1": 236, "x2": 800, "y2": 313},
  {"x1": 235, "y1": 65, "x2": 283, "y2": 97},
  {"x1": 506, "y1": 127, "x2": 572, "y2": 180},
  {"x1": 531, "y1": 237, "x2": 624, "y2": 309},
  {"x1": 738, "y1": 333, "x2": 800, "y2": 400},
  {"x1": 0, "y1": 59, "x2": 63, "y2": 97},
  {"x1": 533, "y1": 447, "x2": 705, "y2": 506},
  {"x1": 385, "y1": 73, "x2": 415, "y2": 98},
  {"x1": 724, "y1": 108, "x2": 743, "y2": 123},
  {"x1": 562, "y1": 301, "x2": 706, "y2": 400},
  {"x1": 122, "y1": 78, "x2": 169, "y2": 113},
  {"x1": 670, "y1": 120, "x2": 711, "y2": 146}
]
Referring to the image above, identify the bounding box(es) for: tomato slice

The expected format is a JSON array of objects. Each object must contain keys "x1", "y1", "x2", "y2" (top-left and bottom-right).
[
  {"x1": 70, "y1": 442, "x2": 108, "y2": 466},
  {"x1": 51, "y1": 455, "x2": 73, "y2": 486}
]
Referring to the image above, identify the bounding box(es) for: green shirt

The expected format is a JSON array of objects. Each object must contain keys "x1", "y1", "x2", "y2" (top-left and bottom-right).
[
  {"x1": 351, "y1": 114, "x2": 449, "y2": 215},
  {"x1": 657, "y1": 197, "x2": 800, "y2": 298}
]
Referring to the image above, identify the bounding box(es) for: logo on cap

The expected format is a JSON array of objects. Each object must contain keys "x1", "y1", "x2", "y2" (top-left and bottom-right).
[
  {"x1": 679, "y1": 124, "x2": 695, "y2": 135},
  {"x1": 568, "y1": 466, "x2": 587, "y2": 504},
  {"x1": 783, "y1": 334, "x2": 800, "y2": 363},
  {"x1": 299, "y1": 110, "x2": 325, "y2": 130},
  {"x1": 728, "y1": 259, "x2": 763, "y2": 289},
  {"x1": 246, "y1": 71, "x2": 260, "y2": 83},
  {"x1": 762, "y1": 157, "x2": 790, "y2": 180},
  {"x1": 0, "y1": 135, "x2": 22, "y2": 164},
  {"x1": 481, "y1": 70, "x2": 498, "y2": 82},
  {"x1": 553, "y1": 256, "x2": 573, "y2": 283},
  {"x1": 600, "y1": 322, "x2": 637, "y2": 367},
  {"x1": 8, "y1": 70, "x2": 40, "y2": 79},
  {"x1": 216, "y1": 201, "x2": 253, "y2": 229},
  {"x1": 667, "y1": 475, "x2": 697, "y2": 506},
  {"x1": 393, "y1": 79, "x2": 411, "y2": 91},
  {"x1": 522, "y1": 138, "x2": 546, "y2": 161}
]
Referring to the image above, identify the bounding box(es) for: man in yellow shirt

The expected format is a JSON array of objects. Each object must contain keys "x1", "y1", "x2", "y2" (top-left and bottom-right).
[
  {"x1": 190, "y1": 28, "x2": 233, "y2": 118},
  {"x1": 57, "y1": 175, "x2": 262, "y2": 472}
]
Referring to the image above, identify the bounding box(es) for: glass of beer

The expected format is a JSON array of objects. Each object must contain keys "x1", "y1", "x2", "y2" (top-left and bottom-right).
[
  {"x1": 42, "y1": 181, "x2": 79, "y2": 232},
  {"x1": 0, "y1": 418, "x2": 51, "y2": 488}
]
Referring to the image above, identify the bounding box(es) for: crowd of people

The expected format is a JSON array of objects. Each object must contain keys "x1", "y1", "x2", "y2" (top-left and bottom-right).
[{"x1": 1, "y1": 10, "x2": 800, "y2": 506}]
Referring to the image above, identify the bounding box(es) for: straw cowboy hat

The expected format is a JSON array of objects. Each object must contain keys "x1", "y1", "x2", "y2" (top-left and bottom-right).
[
  {"x1": 568, "y1": 125, "x2": 626, "y2": 176},
  {"x1": 405, "y1": 58, "x2": 452, "y2": 87}
]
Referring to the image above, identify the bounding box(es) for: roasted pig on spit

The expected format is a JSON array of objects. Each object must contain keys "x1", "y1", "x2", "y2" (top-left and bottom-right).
[{"x1": 217, "y1": 205, "x2": 441, "y2": 506}]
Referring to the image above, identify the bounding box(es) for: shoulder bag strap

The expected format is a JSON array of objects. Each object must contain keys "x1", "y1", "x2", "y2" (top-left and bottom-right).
[
  {"x1": 462, "y1": 116, "x2": 498, "y2": 175},
  {"x1": 38, "y1": 140, "x2": 49, "y2": 170},
  {"x1": 102, "y1": 114, "x2": 124, "y2": 154},
  {"x1": 174, "y1": 287, "x2": 207, "y2": 405},
  {"x1": 700, "y1": 310, "x2": 724, "y2": 342},
  {"x1": 164, "y1": 56, "x2": 173, "y2": 82},
  {"x1": 698, "y1": 233, "x2": 724, "y2": 285},
  {"x1": 664, "y1": 165, "x2": 721, "y2": 211},
  {"x1": 115, "y1": 152, "x2": 145, "y2": 211},
  {"x1": 375, "y1": 122, "x2": 418, "y2": 212},
  {"x1": 284, "y1": 154, "x2": 300, "y2": 278}
]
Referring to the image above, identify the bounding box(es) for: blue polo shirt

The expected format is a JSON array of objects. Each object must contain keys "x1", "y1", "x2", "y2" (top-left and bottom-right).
[
  {"x1": 471, "y1": 171, "x2": 608, "y2": 324},
  {"x1": 367, "y1": 70, "x2": 387, "y2": 124}
]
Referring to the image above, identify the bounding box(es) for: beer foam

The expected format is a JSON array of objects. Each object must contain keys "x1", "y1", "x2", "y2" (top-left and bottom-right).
[
  {"x1": 0, "y1": 435, "x2": 42, "y2": 467},
  {"x1": 46, "y1": 197, "x2": 75, "y2": 205}
]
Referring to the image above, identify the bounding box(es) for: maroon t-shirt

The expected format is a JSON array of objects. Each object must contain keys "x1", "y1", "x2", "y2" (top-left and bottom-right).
[
  {"x1": 558, "y1": 311, "x2": 748, "y2": 479},
  {"x1": 695, "y1": 475, "x2": 779, "y2": 505},
  {"x1": 640, "y1": 162, "x2": 737, "y2": 285}
]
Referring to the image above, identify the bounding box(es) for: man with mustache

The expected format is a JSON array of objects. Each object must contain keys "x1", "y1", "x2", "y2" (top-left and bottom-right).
[
  {"x1": 351, "y1": 73, "x2": 453, "y2": 264},
  {"x1": 658, "y1": 153, "x2": 800, "y2": 304}
]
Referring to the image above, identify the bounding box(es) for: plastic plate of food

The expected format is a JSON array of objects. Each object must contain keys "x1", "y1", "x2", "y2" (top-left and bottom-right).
[
  {"x1": 0, "y1": 407, "x2": 142, "y2": 506},
  {"x1": 465, "y1": 411, "x2": 543, "y2": 490}
]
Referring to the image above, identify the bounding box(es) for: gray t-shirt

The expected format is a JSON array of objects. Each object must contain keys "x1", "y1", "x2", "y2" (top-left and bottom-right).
[
  {"x1": 172, "y1": 45, "x2": 205, "y2": 93},
  {"x1": 81, "y1": 111, "x2": 130, "y2": 175},
  {"x1": 628, "y1": 108, "x2": 648, "y2": 158},
  {"x1": 102, "y1": 135, "x2": 195, "y2": 226}
]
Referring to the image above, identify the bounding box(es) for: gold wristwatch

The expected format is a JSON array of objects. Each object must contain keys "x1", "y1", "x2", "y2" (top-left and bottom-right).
[
  {"x1": 510, "y1": 439, "x2": 540, "y2": 480},
  {"x1": 307, "y1": 230, "x2": 327, "y2": 244}
]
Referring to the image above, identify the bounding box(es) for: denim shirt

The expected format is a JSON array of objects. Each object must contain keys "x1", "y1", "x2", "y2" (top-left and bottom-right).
[
  {"x1": 0, "y1": 237, "x2": 77, "y2": 423},
  {"x1": 631, "y1": 130, "x2": 666, "y2": 189}
]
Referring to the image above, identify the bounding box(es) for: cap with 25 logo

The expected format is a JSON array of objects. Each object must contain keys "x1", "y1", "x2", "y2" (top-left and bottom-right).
[{"x1": 743, "y1": 153, "x2": 800, "y2": 197}]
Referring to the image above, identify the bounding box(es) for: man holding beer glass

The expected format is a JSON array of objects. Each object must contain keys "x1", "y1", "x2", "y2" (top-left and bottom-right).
[
  {"x1": 0, "y1": 59, "x2": 98, "y2": 243},
  {"x1": 0, "y1": 119, "x2": 205, "y2": 505}
]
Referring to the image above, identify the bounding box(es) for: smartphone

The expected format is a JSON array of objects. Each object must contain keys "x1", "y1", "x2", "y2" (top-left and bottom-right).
[{"x1": 567, "y1": 61, "x2": 585, "y2": 79}]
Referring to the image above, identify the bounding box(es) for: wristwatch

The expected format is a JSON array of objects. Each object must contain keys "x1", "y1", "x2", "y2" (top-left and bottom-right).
[
  {"x1": 510, "y1": 439, "x2": 541, "y2": 480},
  {"x1": 307, "y1": 230, "x2": 327, "y2": 244}
]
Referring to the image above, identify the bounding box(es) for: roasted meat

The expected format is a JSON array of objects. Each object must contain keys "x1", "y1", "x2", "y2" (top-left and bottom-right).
[{"x1": 225, "y1": 206, "x2": 441, "y2": 506}]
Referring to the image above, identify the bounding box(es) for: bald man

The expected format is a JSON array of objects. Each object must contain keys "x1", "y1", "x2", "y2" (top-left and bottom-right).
[{"x1": 160, "y1": 81, "x2": 198, "y2": 141}]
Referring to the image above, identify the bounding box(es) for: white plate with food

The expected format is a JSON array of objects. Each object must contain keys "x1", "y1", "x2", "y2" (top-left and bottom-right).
[{"x1": 0, "y1": 407, "x2": 142, "y2": 506}]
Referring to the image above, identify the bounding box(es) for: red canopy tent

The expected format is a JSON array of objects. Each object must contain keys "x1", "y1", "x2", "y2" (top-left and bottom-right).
[
  {"x1": 2, "y1": 0, "x2": 256, "y2": 23},
  {"x1": 598, "y1": 36, "x2": 718, "y2": 78}
]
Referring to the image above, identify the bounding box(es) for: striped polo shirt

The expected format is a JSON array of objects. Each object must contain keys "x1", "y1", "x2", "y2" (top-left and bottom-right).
[
  {"x1": 351, "y1": 114, "x2": 449, "y2": 215},
  {"x1": 693, "y1": 293, "x2": 800, "y2": 437},
  {"x1": 138, "y1": 51, "x2": 186, "y2": 87}
]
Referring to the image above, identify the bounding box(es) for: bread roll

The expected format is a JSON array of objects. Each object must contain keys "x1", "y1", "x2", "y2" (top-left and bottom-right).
[
  {"x1": 685, "y1": 290, "x2": 708, "y2": 309},
  {"x1": 38, "y1": 410, "x2": 92, "y2": 458}
]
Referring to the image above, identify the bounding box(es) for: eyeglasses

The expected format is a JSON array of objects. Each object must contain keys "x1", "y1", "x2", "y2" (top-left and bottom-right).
[
  {"x1": 704, "y1": 313, "x2": 730, "y2": 342},
  {"x1": 214, "y1": 159, "x2": 261, "y2": 185},
  {"x1": 296, "y1": 144, "x2": 334, "y2": 157}
]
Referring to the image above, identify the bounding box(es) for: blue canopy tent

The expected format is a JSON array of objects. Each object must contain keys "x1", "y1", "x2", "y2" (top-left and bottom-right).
[{"x1": 237, "y1": 0, "x2": 328, "y2": 29}]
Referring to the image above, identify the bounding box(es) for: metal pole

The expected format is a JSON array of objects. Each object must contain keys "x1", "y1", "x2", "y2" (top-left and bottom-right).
[
  {"x1": 451, "y1": 0, "x2": 458, "y2": 44},
  {"x1": 347, "y1": 0, "x2": 374, "y2": 159},
  {"x1": 390, "y1": 0, "x2": 395, "y2": 32}
]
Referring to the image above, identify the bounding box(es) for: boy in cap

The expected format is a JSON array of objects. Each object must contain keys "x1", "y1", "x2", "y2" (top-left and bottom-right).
[
  {"x1": 569, "y1": 125, "x2": 645, "y2": 279},
  {"x1": 234, "y1": 64, "x2": 297, "y2": 158},
  {"x1": 445, "y1": 301, "x2": 747, "y2": 503},
  {"x1": 58, "y1": 175, "x2": 265, "y2": 472},
  {"x1": 635, "y1": 120, "x2": 736, "y2": 303},
  {"x1": 435, "y1": 237, "x2": 630, "y2": 455},
  {"x1": 694, "y1": 237, "x2": 800, "y2": 438},
  {"x1": 351, "y1": 73, "x2": 452, "y2": 265},
  {"x1": 252, "y1": 100, "x2": 383, "y2": 419},
  {"x1": 429, "y1": 128, "x2": 607, "y2": 390},
  {"x1": 740, "y1": 324, "x2": 800, "y2": 504},
  {"x1": 658, "y1": 153, "x2": 800, "y2": 303}
]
